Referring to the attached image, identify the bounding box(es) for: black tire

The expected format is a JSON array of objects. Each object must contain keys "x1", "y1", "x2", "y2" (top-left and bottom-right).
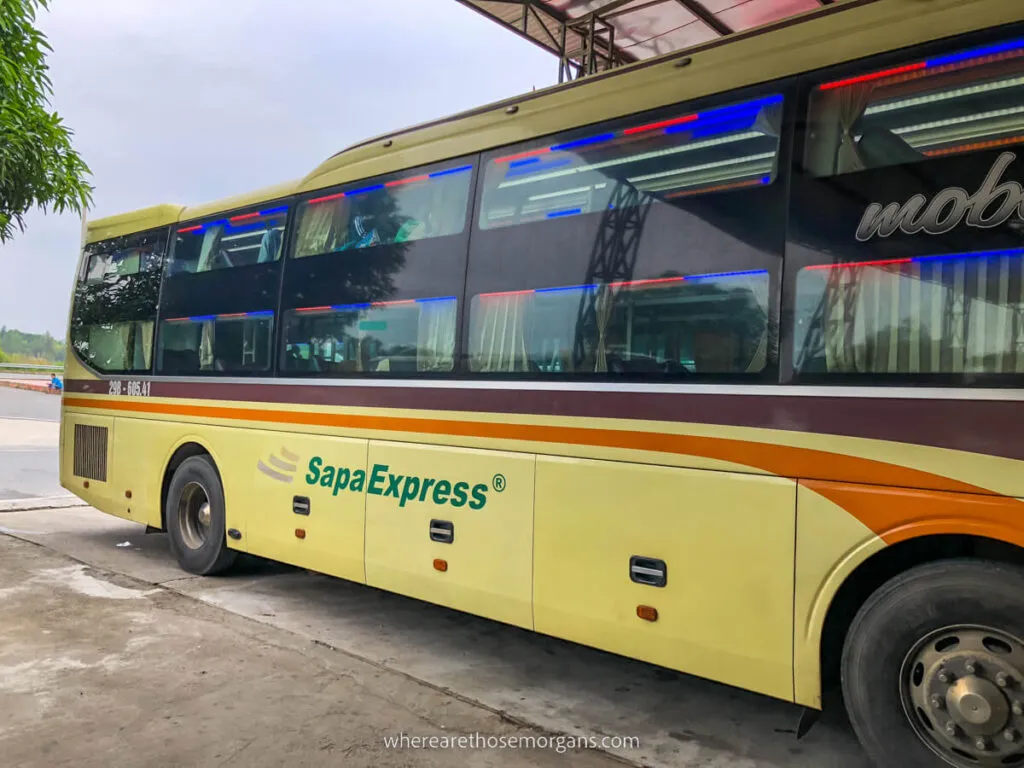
[
  {"x1": 841, "y1": 559, "x2": 1024, "y2": 768},
  {"x1": 166, "y1": 455, "x2": 237, "y2": 576}
]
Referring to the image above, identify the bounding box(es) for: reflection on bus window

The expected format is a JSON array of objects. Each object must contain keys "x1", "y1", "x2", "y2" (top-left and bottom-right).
[
  {"x1": 478, "y1": 94, "x2": 783, "y2": 229},
  {"x1": 170, "y1": 206, "x2": 288, "y2": 275},
  {"x1": 292, "y1": 166, "x2": 472, "y2": 259},
  {"x1": 71, "y1": 321, "x2": 153, "y2": 374},
  {"x1": 805, "y1": 37, "x2": 1024, "y2": 176},
  {"x1": 157, "y1": 313, "x2": 274, "y2": 374},
  {"x1": 282, "y1": 297, "x2": 457, "y2": 374},
  {"x1": 469, "y1": 270, "x2": 768, "y2": 375},
  {"x1": 83, "y1": 245, "x2": 161, "y2": 283},
  {"x1": 793, "y1": 248, "x2": 1024, "y2": 375}
]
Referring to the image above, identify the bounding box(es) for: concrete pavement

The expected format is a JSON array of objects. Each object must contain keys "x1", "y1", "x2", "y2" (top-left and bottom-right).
[
  {"x1": 0, "y1": 535, "x2": 626, "y2": 768},
  {"x1": 0, "y1": 388, "x2": 871, "y2": 767}
]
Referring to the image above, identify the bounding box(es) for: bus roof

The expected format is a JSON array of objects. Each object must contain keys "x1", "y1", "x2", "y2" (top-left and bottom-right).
[{"x1": 84, "y1": 0, "x2": 1014, "y2": 245}]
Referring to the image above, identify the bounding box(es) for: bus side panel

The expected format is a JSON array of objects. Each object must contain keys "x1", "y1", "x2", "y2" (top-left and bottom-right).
[
  {"x1": 364, "y1": 441, "x2": 535, "y2": 630},
  {"x1": 241, "y1": 431, "x2": 368, "y2": 583},
  {"x1": 534, "y1": 456, "x2": 797, "y2": 702},
  {"x1": 110, "y1": 416, "x2": 170, "y2": 528},
  {"x1": 792, "y1": 484, "x2": 884, "y2": 708}
]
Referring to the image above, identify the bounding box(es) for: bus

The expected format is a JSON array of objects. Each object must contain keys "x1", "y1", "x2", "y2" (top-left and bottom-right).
[{"x1": 61, "y1": 1, "x2": 1024, "y2": 765}]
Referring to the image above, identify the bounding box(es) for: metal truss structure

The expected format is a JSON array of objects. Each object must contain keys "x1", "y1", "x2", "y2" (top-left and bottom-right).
[{"x1": 456, "y1": 0, "x2": 841, "y2": 83}]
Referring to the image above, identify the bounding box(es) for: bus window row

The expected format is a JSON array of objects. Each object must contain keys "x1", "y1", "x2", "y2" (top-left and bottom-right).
[{"x1": 72, "y1": 32, "x2": 1024, "y2": 384}]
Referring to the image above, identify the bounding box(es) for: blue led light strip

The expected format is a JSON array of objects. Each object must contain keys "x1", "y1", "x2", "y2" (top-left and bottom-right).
[{"x1": 164, "y1": 310, "x2": 273, "y2": 323}]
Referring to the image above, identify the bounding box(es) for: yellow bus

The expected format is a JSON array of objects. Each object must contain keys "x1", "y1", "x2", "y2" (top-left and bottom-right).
[{"x1": 61, "y1": 1, "x2": 1024, "y2": 765}]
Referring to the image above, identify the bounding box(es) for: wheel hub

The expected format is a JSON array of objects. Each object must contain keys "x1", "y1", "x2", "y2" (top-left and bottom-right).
[
  {"x1": 177, "y1": 482, "x2": 212, "y2": 551},
  {"x1": 902, "y1": 626, "x2": 1024, "y2": 766},
  {"x1": 947, "y1": 674, "x2": 1008, "y2": 732}
]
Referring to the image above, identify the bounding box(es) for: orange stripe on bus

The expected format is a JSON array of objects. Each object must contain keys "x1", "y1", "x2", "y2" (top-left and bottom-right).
[{"x1": 63, "y1": 396, "x2": 1024, "y2": 547}]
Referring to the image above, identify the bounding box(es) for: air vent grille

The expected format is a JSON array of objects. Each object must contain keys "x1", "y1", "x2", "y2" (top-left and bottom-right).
[{"x1": 73, "y1": 423, "x2": 108, "y2": 481}]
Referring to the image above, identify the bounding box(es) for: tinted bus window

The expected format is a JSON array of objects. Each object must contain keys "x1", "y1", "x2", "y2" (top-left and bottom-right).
[
  {"x1": 158, "y1": 312, "x2": 274, "y2": 374},
  {"x1": 282, "y1": 162, "x2": 474, "y2": 375},
  {"x1": 788, "y1": 35, "x2": 1024, "y2": 384},
  {"x1": 804, "y1": 36, "x2": 1024, "y2": 176},
  {"x1": 71, "y1": 231, "x2": 166, "y2": 373},
  {"x1": 282, "y1": 297, "x2": 456, "y2": 374},
  {"x1": 470, "y1": 271, "x2": 770, "y2": 374},
  {"x1": 479, "y1": 93, "x2": 782, "y2": 229},
  {"x1": 292, "y1": 166, "x2": 471, "y2": 257},
  {"x1": 158, "y1": 205, "x2": 289, "y2": 373},
  {"x1": 467, "y1": 91, "x2": 786, "y2": 378},
  {"x1": 793, "y1": 252, "x2": 1024, "y2": 376},
  {"x1": 168, "y1": 206, "x2": 288, "y2": 275}
]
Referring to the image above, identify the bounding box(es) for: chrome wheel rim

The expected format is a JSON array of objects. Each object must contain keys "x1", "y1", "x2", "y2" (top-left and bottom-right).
[
  {"x1": 177, "y1": 481, "x2": 212, "y2": 550},
  {"x1": 901, "y1": 625, "x2": 1024, "y2": 766}
]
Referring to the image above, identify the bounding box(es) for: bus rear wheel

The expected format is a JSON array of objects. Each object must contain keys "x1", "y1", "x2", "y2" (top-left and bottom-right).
[
  {"x1": 842, "y1": 559, "x2": 1024, "y2": 768},
  {"x1": 166, "y1": 455, "x2": 237, "y2": 576}
]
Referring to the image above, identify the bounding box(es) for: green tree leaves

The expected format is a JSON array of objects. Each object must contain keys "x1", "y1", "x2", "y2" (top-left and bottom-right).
[{"x1": 0, "y1": 0, "x2": 92, "y2": 242}]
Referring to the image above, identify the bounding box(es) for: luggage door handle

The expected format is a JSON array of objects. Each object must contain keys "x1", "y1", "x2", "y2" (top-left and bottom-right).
[
  {"x1": 429, "y1": 519, "x2": 454, "y2": 544},
  {"x1": 629, "y1": 556, "x2": 667, "y2": 587}
]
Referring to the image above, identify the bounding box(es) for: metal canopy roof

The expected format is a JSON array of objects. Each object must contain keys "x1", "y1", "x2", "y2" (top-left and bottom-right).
[{"x1": 456, "y1": 0, "x2": 838, "y2": 81}]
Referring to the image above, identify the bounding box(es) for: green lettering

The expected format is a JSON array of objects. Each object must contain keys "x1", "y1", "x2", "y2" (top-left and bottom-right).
[
  {"x1": 469, "y1": 484, "x2": 488, "y2": 510},
  {"x1": 333, "y1": 467, "x2": 351, "y2": 496},
  {"x1": 368, "y1": 464, "x2": 389, "y2": 495},
  {"x1": 305, "y1": 456, "x2": 322, "y2": 484},
  {"x1": 418, "y1": 478, "x2": 436, "y2": 501},
  {"x1": 450, "y1": 481, "x2": 469, "y2": 508},
  {"x1": 319, "y1": 466, "x2": 335, "y2": 488},
  {"x1": 399, "y1": 477, "x2": 421, "y2": 507},
  {"x1": 385, "y1": 473, "x2": 403, "y2": 498},
  {"x1": 350, "y1": 469, "x2": 366, "y2": 492},
  {"x1": 432, "y1": 480, "x2": 452, "y2": 505}
]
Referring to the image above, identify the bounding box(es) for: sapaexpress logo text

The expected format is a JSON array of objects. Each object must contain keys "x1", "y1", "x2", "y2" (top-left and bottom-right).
[{"x1": 305, "y1": 457, "x2": 494, "y2": 510}]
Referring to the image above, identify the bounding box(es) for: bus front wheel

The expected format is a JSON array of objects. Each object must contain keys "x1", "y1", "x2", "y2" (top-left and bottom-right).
[
  {"x1": 166, "y1": 455, "x2": 237, "y2": 576},
  {"x1": 842, "y1": 559, "x2": 1024, "y2": 768}
]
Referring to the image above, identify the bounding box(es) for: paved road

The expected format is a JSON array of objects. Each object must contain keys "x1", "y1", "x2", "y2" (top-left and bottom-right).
[
  {"x1": 0, "y1": 386, "x2": 59, "y2": 420},
  {"x1": 0, "y1": 388, "x2": 65, "y2": 502},
  {"x1": 0, "y1": 396, "x2": 872, "y2": 767}
]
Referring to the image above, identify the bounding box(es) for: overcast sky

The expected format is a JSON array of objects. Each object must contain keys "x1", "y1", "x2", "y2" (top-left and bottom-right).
[{"x1": 0, "y1": 0, "x2": 555, "y2": 337}]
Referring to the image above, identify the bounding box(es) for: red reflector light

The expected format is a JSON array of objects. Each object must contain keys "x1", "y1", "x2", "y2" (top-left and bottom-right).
[{"x1": 433, "y1": 558, "x2": 448, "y2": 572}]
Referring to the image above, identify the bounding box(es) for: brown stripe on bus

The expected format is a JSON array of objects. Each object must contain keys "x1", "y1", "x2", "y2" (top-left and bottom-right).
[{"x1": 63, "y1": 378, "x2": 1024, "y2": 462}]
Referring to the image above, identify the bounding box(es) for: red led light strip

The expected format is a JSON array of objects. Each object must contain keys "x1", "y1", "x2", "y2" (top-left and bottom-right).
[
  {"x1": 819, "y1": 62, "x2": 927, "y2": 91},
  {"x1": 805, "y1": 257, "x2": 913, "y2": 271},
  {"x1": 307, "y1": 191, "x2": 346, "y2": 205},
  {"x1": 623, "y1": 113, "x2": 698, "y2": 136},
  {"x1": 386, "y1": 175, "x2": 429, "y2": 188},
  {"x1": 492, "y1": 147, "x2": 552, "y2": 165}
]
